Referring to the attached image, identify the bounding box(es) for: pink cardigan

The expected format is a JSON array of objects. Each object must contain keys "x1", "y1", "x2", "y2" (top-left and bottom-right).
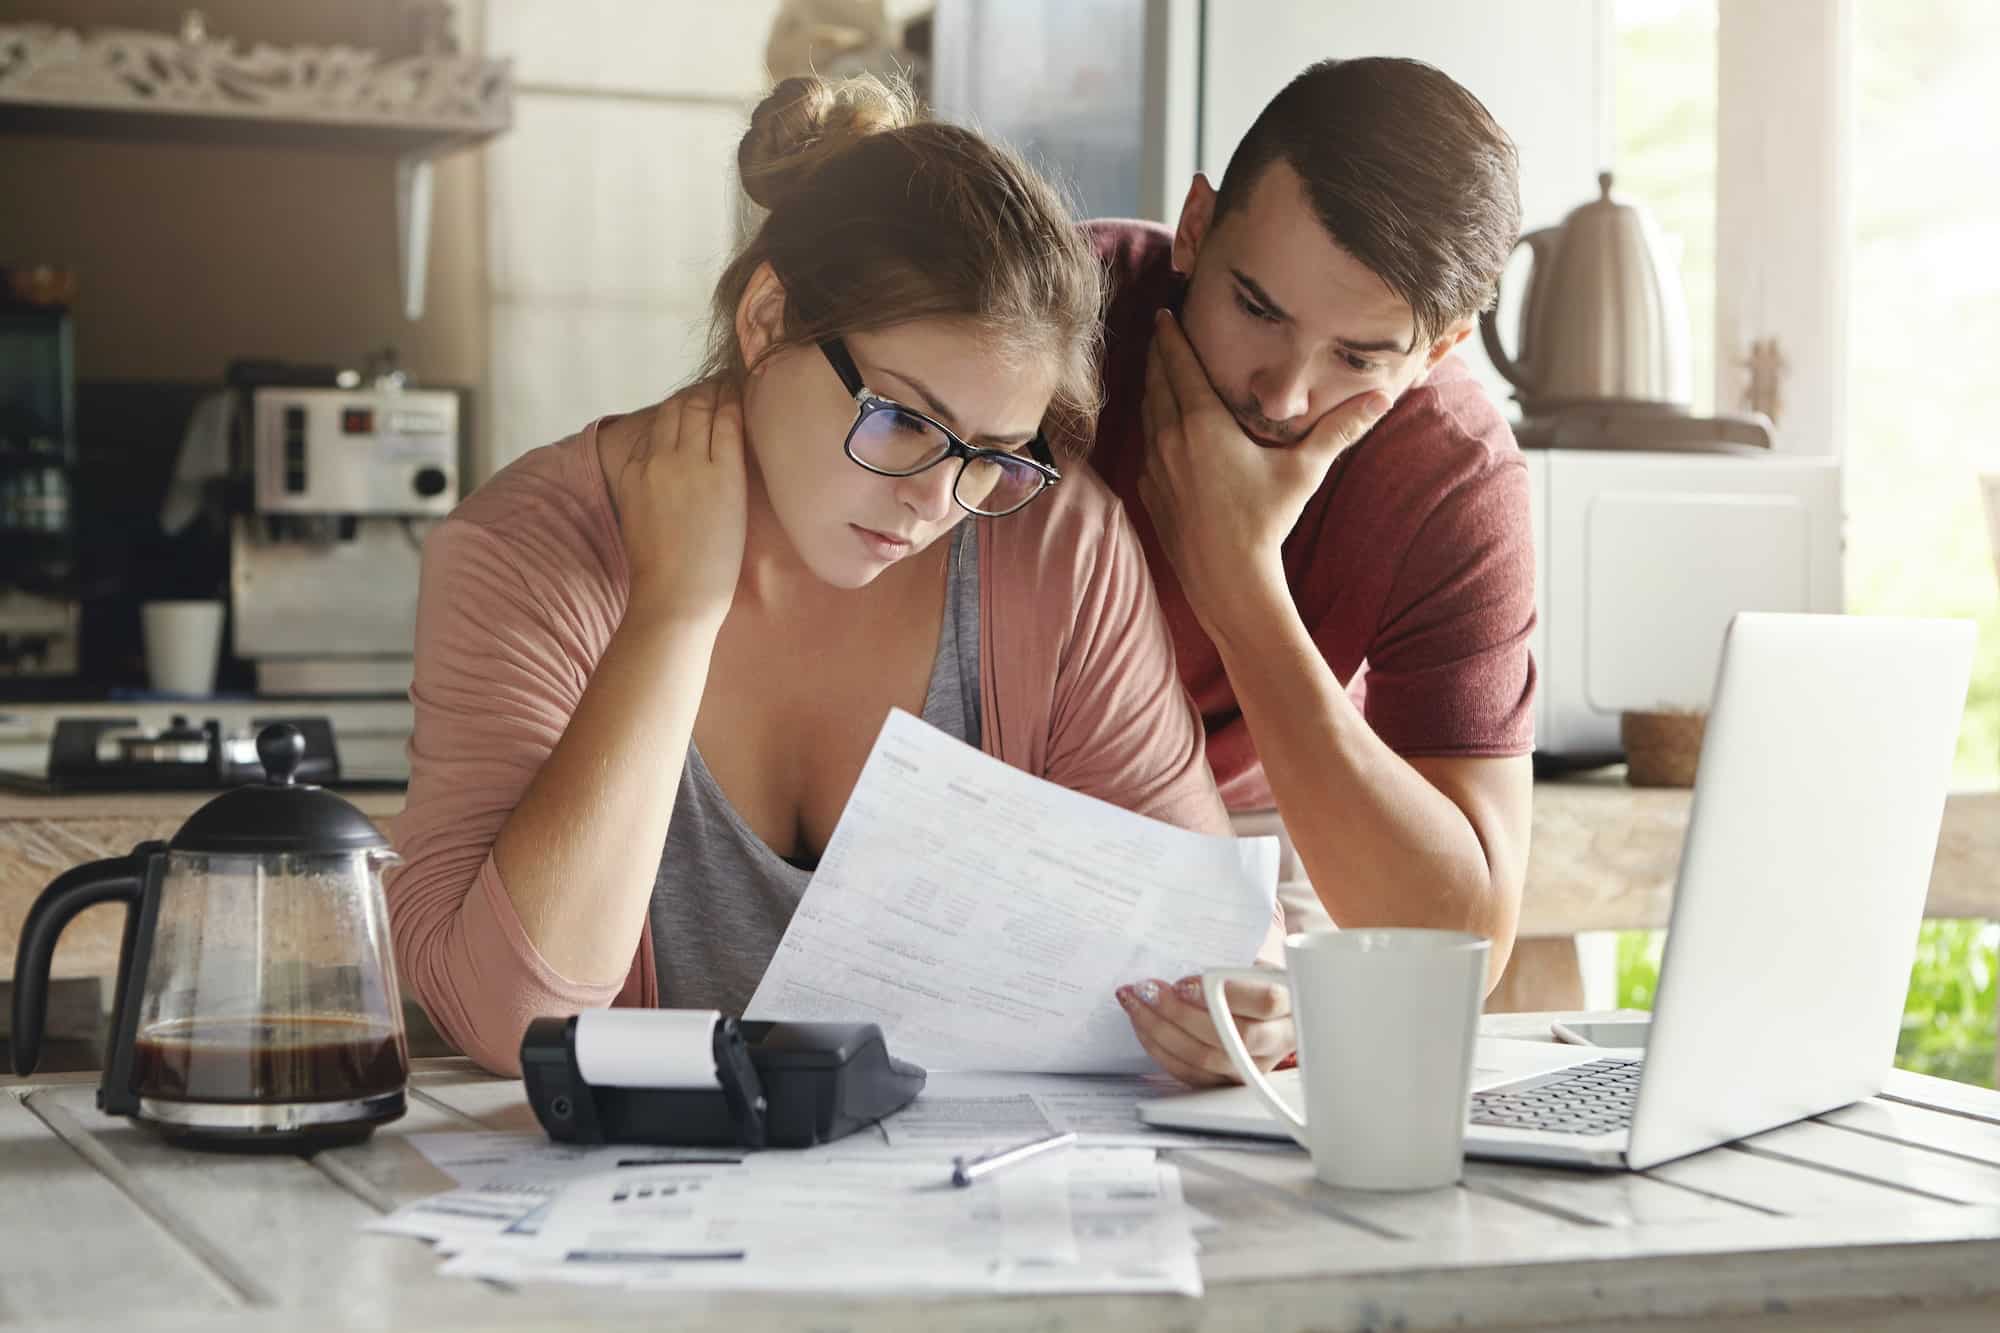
[{"x1": 387, "y1": 421, "x2": 1239, "y2": 1074}]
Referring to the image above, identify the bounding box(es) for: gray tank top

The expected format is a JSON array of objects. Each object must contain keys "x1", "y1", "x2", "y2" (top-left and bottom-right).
[{"x1": 647, "y1": 522, "x2": 981, "y2": 1013}]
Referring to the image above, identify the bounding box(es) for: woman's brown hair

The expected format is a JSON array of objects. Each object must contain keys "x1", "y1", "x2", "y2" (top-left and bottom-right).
[{"x1": 703, "y1": 74, "x2": 1104, "y2": 458}]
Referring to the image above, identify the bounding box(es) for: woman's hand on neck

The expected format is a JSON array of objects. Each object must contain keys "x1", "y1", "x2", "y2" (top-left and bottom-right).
[
  {"x1": 602, "y1": 381, "x2": 749, "y2": 630},
  {"x1": 600, "y1": 382, "x2": 947, "y2": 627}
]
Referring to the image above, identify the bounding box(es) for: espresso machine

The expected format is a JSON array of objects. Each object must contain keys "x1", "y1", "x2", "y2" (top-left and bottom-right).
[{"x1": 229, "y1": 369, "x2": 460, "y2": 696}]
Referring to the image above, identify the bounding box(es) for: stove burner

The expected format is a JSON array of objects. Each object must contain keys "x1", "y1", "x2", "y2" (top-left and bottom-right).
[{"x1": 41, "y1": 715, "x2": 341, "y2": 791}]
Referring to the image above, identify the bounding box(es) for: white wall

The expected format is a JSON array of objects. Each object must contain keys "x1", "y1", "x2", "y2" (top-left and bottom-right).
[
  {"x1": 479, "y1": 0, "x2": 781, "y2": 476},
  {"x1": 1198, "y1": 0, "x2": 1611, "y2": 409}
]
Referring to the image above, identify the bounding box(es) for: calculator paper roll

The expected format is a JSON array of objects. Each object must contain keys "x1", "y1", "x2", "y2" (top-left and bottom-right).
[{"x1": 572, "y1": 1008, "x2": 723, "y2": 1089}]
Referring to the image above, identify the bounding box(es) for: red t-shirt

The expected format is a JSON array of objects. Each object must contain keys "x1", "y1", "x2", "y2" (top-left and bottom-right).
[{"x1": 1087, "y1": 220, "x2": 1538, "y2": 811}]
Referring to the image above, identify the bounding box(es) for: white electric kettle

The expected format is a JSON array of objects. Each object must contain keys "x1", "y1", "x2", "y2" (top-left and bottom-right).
[{"x1": 1481, "y1": 171, "x2": 1773, "y2": 451}]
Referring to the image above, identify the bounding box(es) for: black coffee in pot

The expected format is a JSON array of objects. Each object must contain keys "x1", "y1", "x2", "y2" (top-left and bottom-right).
[{"x1": 132, "y1": 1015, "x2": 406, "y2": 1103}]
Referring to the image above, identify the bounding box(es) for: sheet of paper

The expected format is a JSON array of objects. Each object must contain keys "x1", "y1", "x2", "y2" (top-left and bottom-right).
[
  {"x1": 366, "y1": 1187, "x2": 554, "y2": 1251},
  {"x1": 407, "y1": 1132, "x2": 745, "y2": 1188},
  {"x1": 995, "y1": 1152, "x2": 1203, "y2": 1295},
  {"x1": 365, "y1": 1133, "x2": 745, "y2": 1251},
  {"x1": 878, "y1": 1070, "x2": 1288, "y2": 1150},
  {"x1": 745, "y1": 708, "x2": 1279, "y2": 1073},
  {"x1": 434, "y1": 1148, "x2": 1202, "y2": 1297}
]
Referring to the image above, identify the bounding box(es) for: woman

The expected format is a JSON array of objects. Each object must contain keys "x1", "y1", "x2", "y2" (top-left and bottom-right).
[{"x1": 387, "y1": 75, "x2": 1291, "y2": 1082}]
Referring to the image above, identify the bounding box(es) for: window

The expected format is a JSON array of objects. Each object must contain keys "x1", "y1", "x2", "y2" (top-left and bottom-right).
[
  {"x1": 1612, "y1": 0, "x2": 1717, "y2": 419},
  {"x1": 1611, "y1": 0, "x2": 2000, "y2": 1086},
  {"x1": 1850, "y1": 1, "x2": 2000, "y2": 785}
]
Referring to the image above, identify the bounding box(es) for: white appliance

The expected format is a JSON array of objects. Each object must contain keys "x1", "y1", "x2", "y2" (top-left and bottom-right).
[
  {"x1": 1525, "y1": 447, "x2": 1843, "y2": 760},
  {"x1": 248, "y1": 386, "x2": 457, "y2": 517},
  {"x1": 233, "y1": 385, "x2": 459, "y2": 697}
]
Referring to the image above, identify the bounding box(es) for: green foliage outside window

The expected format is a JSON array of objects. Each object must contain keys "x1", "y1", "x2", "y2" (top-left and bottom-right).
[{"x1": 1615, "y1": 923, "x2": 1998, "y2": 1088}]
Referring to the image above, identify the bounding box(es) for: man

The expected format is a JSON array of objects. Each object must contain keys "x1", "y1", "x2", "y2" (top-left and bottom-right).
[{"x1": 1102, "y1": 58, "x2": 1537, "y2": 1084}]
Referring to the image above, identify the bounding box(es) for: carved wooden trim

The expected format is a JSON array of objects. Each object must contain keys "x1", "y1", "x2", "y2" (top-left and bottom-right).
[{"x1": 0, "y1": 22, "x2": 510, "y2": 133}]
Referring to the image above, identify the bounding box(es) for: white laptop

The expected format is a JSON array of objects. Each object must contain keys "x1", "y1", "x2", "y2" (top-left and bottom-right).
[{"x1": 1140, "y1": 613, "x2": 1977, "y2": 1171}]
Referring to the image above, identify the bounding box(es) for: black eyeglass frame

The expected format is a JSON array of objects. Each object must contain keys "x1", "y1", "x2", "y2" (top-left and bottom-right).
[{"x1": 818, "y1": 337, "x2": 1061, "y2": 517}]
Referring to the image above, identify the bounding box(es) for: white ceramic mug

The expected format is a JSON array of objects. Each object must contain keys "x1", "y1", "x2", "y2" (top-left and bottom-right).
[
  {"x1": 1205, "y1": 928, "x2": 1490, "y2": 1190},
  {"x1": 142, "y1": 599, "x2": 225, "y2": 697}
]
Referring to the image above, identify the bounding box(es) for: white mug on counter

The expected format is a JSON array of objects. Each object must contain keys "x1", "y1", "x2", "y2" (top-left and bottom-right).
[
  {"x1": 1204, "y1": 928, "x2": 1490, "y2": 1191},
  {"x1": 142, "y1": 599, "x2": 225, "y2": 697}
]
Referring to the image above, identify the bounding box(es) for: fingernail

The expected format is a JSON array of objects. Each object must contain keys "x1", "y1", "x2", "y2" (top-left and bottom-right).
[
  {"x1": 1365, "y1": 392, "x2": 1392, "y2": 419},
  {"x1": 1116, "y1": 986, "x2": 1136, "y2": 1010},
  {"x1": 1136, "y1": 981, "x2": 1162, "y2": 1006},
  {"x1": 1177, "y1": 979, "x2": 1203, "y2": 1004}
]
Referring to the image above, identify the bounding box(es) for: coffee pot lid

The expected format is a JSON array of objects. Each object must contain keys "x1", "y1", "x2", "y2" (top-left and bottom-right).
[{"x1": 170, "y1": 724, "x2": 390, "y2": 855}]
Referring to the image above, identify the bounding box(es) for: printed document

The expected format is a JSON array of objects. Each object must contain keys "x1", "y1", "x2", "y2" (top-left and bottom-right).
[
  {"x1": 431, "y1": 1148, "x2": 1204, "y2": 1296},
  {"x1": 364, "y1": 1133, "x2": 744, "y2": 1251},
  {"x1": 745, "y1": 709, "x2": 1278, "y2": 1072},
  {"x1": 876, "y1": 1070, "x2": 1297, "y2": 1150}
]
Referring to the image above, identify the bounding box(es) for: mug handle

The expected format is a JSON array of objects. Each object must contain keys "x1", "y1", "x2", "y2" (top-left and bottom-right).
[{"x1": 1202, "y1": 967, "x2": 1308, "y2": 1149}]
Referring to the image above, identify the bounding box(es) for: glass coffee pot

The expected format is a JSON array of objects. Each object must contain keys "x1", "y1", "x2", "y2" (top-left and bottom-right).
[{"x1": 10, "y1": 724, "x2": 408, "y2": 1149}]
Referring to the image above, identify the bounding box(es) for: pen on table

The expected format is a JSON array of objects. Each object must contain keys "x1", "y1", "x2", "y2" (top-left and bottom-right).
[{"x1": 951, "y1": 1130, "x2": 1078, "y2": 1187}]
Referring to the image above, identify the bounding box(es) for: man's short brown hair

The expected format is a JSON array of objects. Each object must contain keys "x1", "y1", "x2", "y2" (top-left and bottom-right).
[{"x1": 1213, "y1": 57, "x2": 1521, "y2": 346}]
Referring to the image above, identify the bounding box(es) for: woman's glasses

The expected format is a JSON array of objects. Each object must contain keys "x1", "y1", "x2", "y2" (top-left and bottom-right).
[{"x1": 820, "y1": 338, "x2": 1060, "y2": 517}]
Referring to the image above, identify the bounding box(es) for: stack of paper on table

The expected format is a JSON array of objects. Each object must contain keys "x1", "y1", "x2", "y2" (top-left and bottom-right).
[{"x1": 370, "y1": 1132, "x2": 1209, "y2": 1296}]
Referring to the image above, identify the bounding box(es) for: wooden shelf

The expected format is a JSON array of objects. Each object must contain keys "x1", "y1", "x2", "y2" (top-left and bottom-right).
[
  {"x1": 0, "y1": 97, "x2": 500, "y2": 155},
  {"x1": 0, "y1": 21, "x2": 512, "y2": 318},
  {"x1": 1521, "y1": 780, "x2": 2000, "y2": 936}
]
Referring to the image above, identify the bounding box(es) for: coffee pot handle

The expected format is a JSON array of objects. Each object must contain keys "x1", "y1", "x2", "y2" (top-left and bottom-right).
[
  {"x1": 9, "y1": 853, "x2": 147, "y2": 1077},
  {"x1": 1479, "y1": 226, "x2": 1561, "y2": 399}
]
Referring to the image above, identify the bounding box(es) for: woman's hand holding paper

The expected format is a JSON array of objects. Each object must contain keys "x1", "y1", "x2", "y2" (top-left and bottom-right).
[{"x1": 1117, "y1": 973, "x2": 1295, "y2": 1087}]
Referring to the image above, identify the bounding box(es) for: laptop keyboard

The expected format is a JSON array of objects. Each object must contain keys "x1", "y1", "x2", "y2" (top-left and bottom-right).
[{"x1": 1470, "y1": 1057, "x2": 1642, "y2": 1137}]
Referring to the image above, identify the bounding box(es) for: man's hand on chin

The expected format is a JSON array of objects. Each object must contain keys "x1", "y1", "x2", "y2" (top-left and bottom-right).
[{"x1": 1137, "y1": 309, "x2": 1388, "y2": 638}]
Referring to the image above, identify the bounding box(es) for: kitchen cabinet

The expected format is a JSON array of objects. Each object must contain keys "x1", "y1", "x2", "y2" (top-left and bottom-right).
[{"x1": 0, "y1": 18, "x2": 512, "y2": 320}]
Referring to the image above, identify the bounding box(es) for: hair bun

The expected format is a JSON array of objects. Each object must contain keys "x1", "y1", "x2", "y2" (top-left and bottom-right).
[{"x1": 739, "y1": 74, "x2": 919, "y2": 212}]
